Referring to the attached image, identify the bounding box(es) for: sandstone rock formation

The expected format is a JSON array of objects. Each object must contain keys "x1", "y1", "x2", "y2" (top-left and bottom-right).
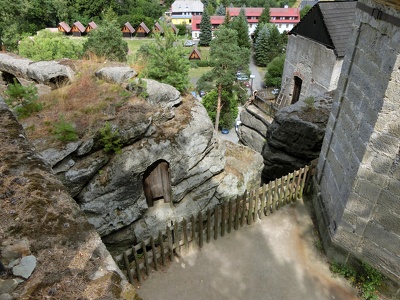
[
  {"x1": 0, "y1": 98, "x2": 137, "y2": 299},
  {"x1": 237, "y1": 104, "x2": 272, "y2": 153},
  {"x1": 0, "y1": 59, "x2": 263, "y2": 251},
  {"x1": 261, "y1": 92, "x2": 333, "y2": 182},
  {"x1": 0, "y1": 54, "x2": 74, "y2": 93}
]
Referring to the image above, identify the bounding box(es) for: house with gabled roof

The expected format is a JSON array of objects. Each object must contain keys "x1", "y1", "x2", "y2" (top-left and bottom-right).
[
  {"x1": 122, "y1": 22, "x2": 135, "y2": 38},
  {"x1": 170, "y1": 0, "x2": 204, "y2": 25},
  {"x1": 58, "y1": 22, "x2": 71, "y2": 35},
  {"x1": 153, "y1": 22, "x2": 164, "y2": 34},
  {"x1": 136, "y1": 22, "x2": 150, "y2": 37},
  {"x1": 71, "y1": 21, "x2": 85, "y2": 36},
  {"x1": 85, "y1": 21, "x2": 97, "y2": 34},
  {"x1": 191, "y1": 15, "x2": 224, "y2": 40},
  {"x1": 277, "y1": 1, "x2": 357, "y2": 107},
  {"x1": 188, "y1": 48, "x2": 201, "y2": 60}
]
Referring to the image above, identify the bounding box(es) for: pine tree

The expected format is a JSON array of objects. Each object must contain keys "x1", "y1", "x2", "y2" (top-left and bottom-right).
[
  {"x1": 223, "y1": 10, "x2": 231, "y2": 27},
  {"x1": 254, "y1": 25, "x2": 270, "y2": 66},
  {"x1": 231, "y1": 8, "x2": 250, "y2": 49},
  {"x1": 253, "y1": 4, "x2": 270, "y2": 42},
  {"x1": 215, "y1": 3, "x2": 225, "y2": 16},
  {"x1": 199, "y1": 9, "x2": 212, "y2": 46}
]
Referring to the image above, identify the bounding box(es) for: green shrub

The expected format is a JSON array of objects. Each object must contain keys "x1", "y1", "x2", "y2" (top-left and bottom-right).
[
  {"x1": 53, "y1": 115, "x2": 78, "y2": 142},
  {"x1": 4, "y1": 79, "x2": 42, "y2": 119},
  {"x1": 331, "y1": 262, "x2": 383, "y2": 300},
  {"x1": 128, "y1": 78, "x2": 148, "y2": 99},
  {"x1": 195, "y1": 60, "x2": 211, "y2": 67},
  {"x1": 100, "y1": 122, "x2": 122, "y2": 154},
  {"x1": 303, "y1": 96, "x2": 315, "y2": 111}
]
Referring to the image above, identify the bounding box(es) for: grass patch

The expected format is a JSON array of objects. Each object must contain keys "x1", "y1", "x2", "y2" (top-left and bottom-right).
[{"x1": 188, "y1": 67, "x2": 212, "y2": 79}]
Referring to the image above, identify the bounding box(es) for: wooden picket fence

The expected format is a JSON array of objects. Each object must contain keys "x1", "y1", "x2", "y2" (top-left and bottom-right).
[{"x1": 113, "y1": 161, "x2": 316, "y2": 284}]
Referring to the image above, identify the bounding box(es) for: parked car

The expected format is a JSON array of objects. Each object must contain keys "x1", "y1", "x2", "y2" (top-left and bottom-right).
[
  {"x1": 184, "y1": 40, "x2": 195, "y2": 47},
  {"x1": 237, "y1": 75, "x2": 249, "y2": 81},
  {"x1": 271, "y1": 88, "x2": 280, "y2": 95},
  {"x1": 221, "y1": 128, "x2": 230, "y2": 134}
]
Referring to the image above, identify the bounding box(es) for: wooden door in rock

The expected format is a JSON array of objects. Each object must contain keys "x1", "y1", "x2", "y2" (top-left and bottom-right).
[
  {"x1": 291, "y1": 76, "x2": 302, "y2": 104},
  {"x1": 143, "y1": 160, "x2": 172, "y2": 207}
]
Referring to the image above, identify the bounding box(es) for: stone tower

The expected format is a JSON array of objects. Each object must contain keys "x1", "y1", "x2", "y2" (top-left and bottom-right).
[{"x1": 313, "y1": 0, "x2": 399, "y2": 295}]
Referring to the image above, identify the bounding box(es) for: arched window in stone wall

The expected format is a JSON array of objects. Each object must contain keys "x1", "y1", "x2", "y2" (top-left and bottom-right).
[{"x1": 143, "y1": 160, "x2": 172, "y2": 207}]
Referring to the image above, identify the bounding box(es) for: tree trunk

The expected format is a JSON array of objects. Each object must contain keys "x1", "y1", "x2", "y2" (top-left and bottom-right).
[{"x1": 215, "y1": 83, "x2": 222, "y2": 133}]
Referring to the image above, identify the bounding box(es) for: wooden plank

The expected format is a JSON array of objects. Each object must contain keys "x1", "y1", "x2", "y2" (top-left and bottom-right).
[
  {"x1": 191, "y1": 214, "x2": 196, "y2": 249},
  {"x1": 199, "y1": 211, "x2": 203, "y2": 248},
  {"x1": 235, "y1": 196, "x2": 240, "y2": 230},
  {"x1": 254, "y1": 187, "x2": 260, "y2": 221},
  {"x1": 299, "y1": 165, "x2": 309, "y2": 199},
  {"x1": 248, "y1": 191, "x2": 253, "y2": 225},
  {"x1": 133, "y1": 247, "x2": 142, "y2": 283},
  {"x1": 142, "y1": 241, "x2": 149, "y2": 277},
  {"x1": 150, "y1": 236, "x2": 158, "y2": 271},
  {"x1": 158, "y1": 231, "x2": 166, "y2": 266},
  {"x1": 167, "y1": 226, "x2": 174, "y2": 261},
  {"x1": 241, "y1": 191, "x2": 247, "y2": 227},
  {"x1": 207, "y1": 208, "x2": 211, "y2": 243},
  {"x1": 183, "y1": 218, "x2": 189, "y2": 252},
  {"x1": 214, "y1": 205, "x2": 219, "y2": 240},
  {"x1": 123, "y1": 252, "x2": 134, "y2": 284},
  {"x1": 174, "y1": 221, "x2": 180, "y2": 256},
  {"x1": 228, "y1": 199, "x2": 233, "y2": 233},
  {"x1": 260, "y1": 184, "x2": 266, "y2": 218},
  {"x1": 221, "y1": 203, "x2": 226, "y2": 237}
]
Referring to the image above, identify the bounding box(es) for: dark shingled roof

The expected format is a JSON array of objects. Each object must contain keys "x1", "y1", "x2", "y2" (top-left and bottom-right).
[
  {"x1": 138, "y1": 22, "x2": 150, "y2": 33},
  {"x1": 290, "y1": 1, "x2": 357, "y2": 57},
  {"x1": 124, "y1": 22, "x2": 135, "y2": 33}
]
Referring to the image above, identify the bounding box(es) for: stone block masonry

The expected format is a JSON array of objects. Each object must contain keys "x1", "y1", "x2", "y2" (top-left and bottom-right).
[{"x1": 313, "y1": 0, "x2": 400, "y2": 297}]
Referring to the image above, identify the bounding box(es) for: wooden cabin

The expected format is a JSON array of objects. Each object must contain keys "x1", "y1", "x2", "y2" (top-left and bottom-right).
[
  {"x1": 58, "y1": 22, "x2": 71, "y2": 35},
  {"x1": 85, "y1": 21, "x2": 97, "y2": 34},
  {"x1": 71, "y1": 21, "x2": 85, "y2": 36},
  {"x1": 170, "y1": 23, "x2": 178, "y2": 34},
  {"x1": 153, "y1": 22, "x2": 164, "y2": 34},
  {"x1": 143, "y1": 160, "x2": 172, "y2": 207},
  {"x1": 136, "y1": 22, "x2": 150, "y2": 37},
  {"x1": 122, "y1": 22, "x2": 135, "y2": 38},
  {"x1": 189, "y1": 48, "x2": 201, "y2": 60}
]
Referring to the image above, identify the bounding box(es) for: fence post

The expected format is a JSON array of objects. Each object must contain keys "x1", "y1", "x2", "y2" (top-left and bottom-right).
[
  {"x1": 123, "y1": 251, "x2": 134, "y2": 284},
  {"x1": 241, "y1": 191, "x2": 247, "y2": 227},
  {"x1": 221, "y1": 203, "x2": 226, "y2": 237},
  {"x1": 191, "y1": 214, "x2": 196, "y2": 249},
  {"x1": 207, "y1": 208, "x2": 211, "y2": 243},
  {"x1": 248, "y1": 191, "x2": 253, "y2": 225},
  {"x1": 235, "y1": 195, "x2": 240, "y2": 230},
  {"x1": 228, "y1": 199, "x2": 233, "y2": 233},
  {"x1": 214, "y1": 205, "x2": 219, "y2": 240},
  {"x1": 254, "y1": 187, "x2": 260, "y2": 221},
  {"x1": 133, "y1": 246, "x2": 142, "y2": 283},
  {"x1": 260, "y1": 184, "x2": 266, "y2": 218},
  {"x1": 142, "y1": 241, "x2": 149, "y2": 277},
  {"x1": 198, "y1": 211, "x2": 203, "y2": 248},
  {"x1": 167, "y1": 226, "x2": 174, "y2": 261},
  {"x1": 150, "y1": 236, "x2": 158, "y2": 271},
  {"x1": 158, "y1": 231, "x2": 165, "y2": 266},
  {"x1": 174, "y1": 221, "x2": 180, "y2": 256},
  {"x1": 183, "y1": 218, "x2": 189, "y2": 252}
]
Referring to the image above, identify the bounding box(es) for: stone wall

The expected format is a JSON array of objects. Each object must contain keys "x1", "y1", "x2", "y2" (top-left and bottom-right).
[
  {"x1": 281, "y1": 34, "x2": 343, "y2": 102},
  {"x1": 313, "y1": 0, "x2": 400, "y2": 295}
]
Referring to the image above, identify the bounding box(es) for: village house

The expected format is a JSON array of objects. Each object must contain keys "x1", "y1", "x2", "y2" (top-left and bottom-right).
[
  {"x1": 85, "y1": 21, "x2": 97, "y2": 34},
  {"x1": 121, "y1": 22, "x2": 135, "y2": 38},
  {"x1": 170, "y1": 0, "x2": 204, "y2": 25},
  {"x1": 58, "y1": 22, "x2": 71, "y2": 35},
  {"x1": 191, "y1": 15, "x2": 224, "y2": 40},
  {"x1": 227, "y1": 7, "x2": 300, "y2": 35},
  {"x1": 71, "y1": 21, "x2": 85, "y2": 36},
  {"x1": 277, "y1": 1, "x2": 357, "y2": 107}
]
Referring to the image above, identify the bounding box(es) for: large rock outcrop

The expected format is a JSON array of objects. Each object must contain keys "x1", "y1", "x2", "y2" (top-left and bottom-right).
[
  {"x1": 0, "y1": 98, "x2": 137, "y2": 299},
  {"x1": 15, "y1": 64, "x2": 263, "y2": 250},
  {"x1": 261, "y1": 93, "x2": 333, "y2": 182}
]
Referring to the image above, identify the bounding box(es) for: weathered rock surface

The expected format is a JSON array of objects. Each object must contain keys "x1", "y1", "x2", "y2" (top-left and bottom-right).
[
  {"x1": 95, "y1": 66, "x2": 137, "y2": 84},
  {"x1": 0, "y1": 54, "x2": 74, "y2": 90},
  {"x1": 12, "y1": 256, "x2": 36, "y2": 279},
  {"x1": 0, "y1": 98, "x2": 137, "y2": 299},
  {"x1": 238, "y1": 104, "x2": 272, "y2": 152},
  {"x1": 262, "y1": 92, "x2": 333, "y2": 182}
]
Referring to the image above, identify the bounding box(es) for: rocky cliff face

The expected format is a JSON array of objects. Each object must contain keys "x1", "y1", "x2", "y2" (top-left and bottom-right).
[
  {"x1": 261, "y1": 93, "x2": 333, "y2": 182},
  {"x1": 0, "y1": 58, "x2": 263, "y2": 252}
]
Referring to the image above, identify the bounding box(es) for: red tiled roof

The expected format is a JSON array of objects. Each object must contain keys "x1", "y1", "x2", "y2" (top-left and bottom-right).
[
  {"x1": 226, "y1": 7, "x2": 263, "y2": 17},
  {"x1": 192, "y1": 15, "x2": 225, "y2": 30},
  {"x1": 270, "y1": 7, "x2": 300, "y2": 17}
]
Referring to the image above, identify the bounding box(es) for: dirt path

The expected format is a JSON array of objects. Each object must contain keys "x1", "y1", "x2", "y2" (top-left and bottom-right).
[{"x1": 136, "y1": 198, "x2": 359, "y2": 300}]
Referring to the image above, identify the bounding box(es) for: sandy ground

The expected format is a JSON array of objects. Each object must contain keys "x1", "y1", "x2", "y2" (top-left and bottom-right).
[{"x1": 136, "y1": 197, "x2": 359, "y2": 300}]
